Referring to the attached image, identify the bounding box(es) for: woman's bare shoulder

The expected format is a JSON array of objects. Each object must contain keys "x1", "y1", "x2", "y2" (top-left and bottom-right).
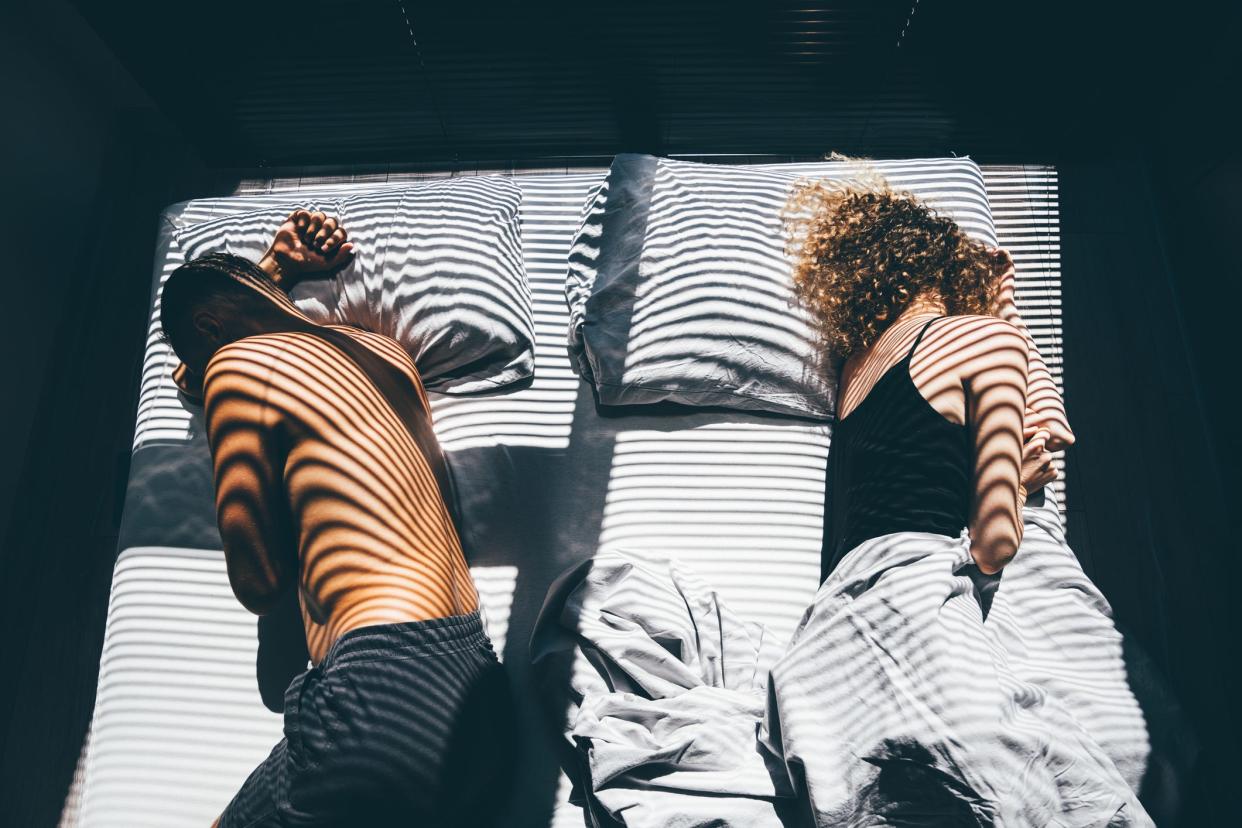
[
  {"x1": 935, "y1": 314, "x2": 1026, "y2": 347},
  {"x1": 934, "y1": 315, "x2": 1028, "y2": 374},
  {"x1": 938, "y1": 313, "x2": 1022, "y2": 334}
]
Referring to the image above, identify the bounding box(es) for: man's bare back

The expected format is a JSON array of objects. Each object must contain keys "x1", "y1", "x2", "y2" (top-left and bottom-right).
[
  {"x1": 203, "y1": 323, "x2": 479, "y2": 664},
  {"x1": 163, "y1": 211, "x2": 510, "y2": 827}
]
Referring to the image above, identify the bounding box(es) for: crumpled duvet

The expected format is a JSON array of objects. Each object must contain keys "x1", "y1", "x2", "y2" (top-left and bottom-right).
[
  {"x1": 531, "y1": 499, "x2": 1154, "y2": 827},
  {"x1": 531, "y1": 551, "x2": 796, "y2": 827}
]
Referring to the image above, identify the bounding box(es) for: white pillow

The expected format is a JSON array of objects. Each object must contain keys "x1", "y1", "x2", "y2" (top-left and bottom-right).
[
  {"x1": 566, "y1": 154, "x2": 996, "y2": 419},
  {"x1": 175, "y1": 177, "x2": 534, "y2": 394}
]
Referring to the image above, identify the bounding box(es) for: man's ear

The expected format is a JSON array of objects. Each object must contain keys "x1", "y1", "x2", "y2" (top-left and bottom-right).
[{"x1": 192, "y1": 309, "x2": 224, "y2": 344}]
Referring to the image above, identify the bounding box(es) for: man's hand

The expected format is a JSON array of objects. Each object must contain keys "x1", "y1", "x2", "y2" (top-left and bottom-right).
[
  {"x1": 257, "y1": 209, "x2": 355, "y2": 287},
  {"x1": 1020, "y1": 425, "x2": 1058, "y2": 495}
]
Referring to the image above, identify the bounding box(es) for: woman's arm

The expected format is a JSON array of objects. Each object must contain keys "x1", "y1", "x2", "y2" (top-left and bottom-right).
[
  {"x1": 963, "y1": 317, "x2": 1030, "y2": 574},
  {"x1": 990, "y1": 249, "x2": 1075, "y2": 450}
]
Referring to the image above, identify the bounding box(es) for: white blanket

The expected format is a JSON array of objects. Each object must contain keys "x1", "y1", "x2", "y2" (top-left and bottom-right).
[
  {"x1": 531, "y1": 551, "x2": 796, "y2": 827},
  {"x1": 532, "y1": 497, "x2": 1154, "y2": 827}
]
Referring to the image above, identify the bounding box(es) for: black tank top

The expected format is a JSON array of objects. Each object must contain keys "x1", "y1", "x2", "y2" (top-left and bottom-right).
[{"x1": 820, "y1": 317, "x2": 972, "y2": 582}]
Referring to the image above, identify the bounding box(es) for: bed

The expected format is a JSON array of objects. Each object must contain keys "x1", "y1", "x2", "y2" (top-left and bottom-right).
[{"x1": 60, "y1": 161, "x2": 1065, "y2": 827}]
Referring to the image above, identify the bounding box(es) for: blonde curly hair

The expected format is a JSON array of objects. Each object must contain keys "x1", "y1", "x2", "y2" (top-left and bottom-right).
[{"x1": 785, "y1": 175, "x2": 1001, "y2": 358}]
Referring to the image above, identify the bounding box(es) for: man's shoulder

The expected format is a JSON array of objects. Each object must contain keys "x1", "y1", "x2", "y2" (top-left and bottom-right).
[
  {"x1": 202, "y1": 335, "x2": 295, "y2": 404},
  {"x1": 323, "y1": 325, "x2": 424, "y2": 384},
  {"x1": 206, "y1": 327, "x2": 422, "y2": 403},
  {"x1": 209, "y1": 330, "x2": 346, "y2": 372},
  {"x1": 206, "y1": 335, "x2": 287, "y2": 378},
  {"x1": 324, "y1": 325, "x2": 410, "y2": 360}
]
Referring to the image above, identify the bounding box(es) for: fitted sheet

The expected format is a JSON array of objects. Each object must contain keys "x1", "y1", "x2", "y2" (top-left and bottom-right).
[{"x1": 64, "y1": 165, "x2": 1066, "y2": 827}]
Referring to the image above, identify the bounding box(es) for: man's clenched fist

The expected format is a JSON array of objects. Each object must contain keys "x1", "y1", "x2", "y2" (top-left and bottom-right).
[{"x1": 258, "y1": 209, "x2": 356, "y2": 286}]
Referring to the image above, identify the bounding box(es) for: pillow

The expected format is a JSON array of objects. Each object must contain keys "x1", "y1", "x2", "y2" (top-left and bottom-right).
[
  {"x1": 175, "y1": 177, "x2": 534, "y2": 394},
  {"x1": 566, "y1": 154, "x2": 996, "y2": 419}
]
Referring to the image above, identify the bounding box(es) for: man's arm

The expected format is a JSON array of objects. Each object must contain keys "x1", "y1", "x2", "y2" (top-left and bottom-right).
[
  {"x1": 202, "y1": 341, "x2": 298, "y2": 614},
  {"x1": 257, "y1": 209, "x2": 354, "y2": 291}
]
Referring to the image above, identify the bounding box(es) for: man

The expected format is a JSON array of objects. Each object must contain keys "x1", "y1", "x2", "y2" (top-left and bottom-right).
[{"x1": 160, "y1": 210, "x2": 513, "y2": 827}]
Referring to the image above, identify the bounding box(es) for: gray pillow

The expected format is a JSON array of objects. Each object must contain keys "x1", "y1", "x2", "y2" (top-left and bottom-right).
[
  {"x1": 566, "y1": 154, "x2": 996, "y2": 419},
  {"x1": 175, "y1": 177, "x2": 534, "y2": 394}
]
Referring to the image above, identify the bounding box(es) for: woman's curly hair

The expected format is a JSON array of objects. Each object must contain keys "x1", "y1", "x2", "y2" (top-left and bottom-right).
[{"x1": 785, "y1": 175, "x2": 1001, "y2": 358}]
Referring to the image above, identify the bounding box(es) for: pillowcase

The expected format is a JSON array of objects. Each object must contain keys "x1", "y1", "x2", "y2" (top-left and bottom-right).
[
  {"x1": 175, "y1": 177, "x2": 534, "y2": 394},
  {"x1": 566, "y1": 154, "x2": 996, "y2": 419}
]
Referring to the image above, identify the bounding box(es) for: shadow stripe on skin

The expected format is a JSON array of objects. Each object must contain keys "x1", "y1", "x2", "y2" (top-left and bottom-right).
[{"x1": 203, "y1": 326, "x2": 474, "y2": 661}]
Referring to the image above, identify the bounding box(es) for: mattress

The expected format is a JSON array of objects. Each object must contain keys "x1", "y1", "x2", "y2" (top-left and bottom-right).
[{"x1": 61, "y1": 163, "x2": 1064, "y2": 827}]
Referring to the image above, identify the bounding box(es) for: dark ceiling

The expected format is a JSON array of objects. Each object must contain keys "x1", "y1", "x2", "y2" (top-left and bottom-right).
[{"x1": 69, "y1": 0, "x2": 1235, "y2": 168}]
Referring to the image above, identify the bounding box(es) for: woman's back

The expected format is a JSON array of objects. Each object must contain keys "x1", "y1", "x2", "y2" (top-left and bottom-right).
[{"x1": 820, "y1": 314, "x2": 971, "y2": 579}]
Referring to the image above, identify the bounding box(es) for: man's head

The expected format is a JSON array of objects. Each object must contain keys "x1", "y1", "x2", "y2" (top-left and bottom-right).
[{"x1": 160, "y1": 253, "x2": 298, "y2": 380}]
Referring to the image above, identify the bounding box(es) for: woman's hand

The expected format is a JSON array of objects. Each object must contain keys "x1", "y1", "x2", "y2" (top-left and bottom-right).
[
  {"x1": 1020, "y1": 425, "x2": 1058, "y2": 495},
  {"x1": 1026, "y1": 406, "x2": 1076, "y2": 452},
  {"x1": 257, "y1": 209, "x2": 355, "y2": 287}
]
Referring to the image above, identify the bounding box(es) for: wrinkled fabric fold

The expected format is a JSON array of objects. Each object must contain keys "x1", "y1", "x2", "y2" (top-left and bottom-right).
[
  {"x1": 531, "y1": 554, "x2": 794, "y2": 827},
  {"x1": 764, "y1": 515, "x2": 1152, "y2": 827},
  {"x1": 533, "y1": 498, "x2": 1154, "y2": 827}
]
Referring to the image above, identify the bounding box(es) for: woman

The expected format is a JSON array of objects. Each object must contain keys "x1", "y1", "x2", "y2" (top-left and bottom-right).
[
  {"x1": 759, "y1": 178, "x2": 1155, "y2": 825},
  {"x1": 785, "y1": 180, "x2": 1067, "y2": 583}
]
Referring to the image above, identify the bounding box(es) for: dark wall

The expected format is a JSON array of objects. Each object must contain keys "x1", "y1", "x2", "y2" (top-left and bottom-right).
[
  {"x1": 1156, "y1": 156, "x2": 1242, "y2": 515},
  {"x1": 0, "y1": 3, "x2": 211, "y2": 825},
  {"x1": 1146, "y1": 0, "x2": 1242, "y2": 525},
  {"x1": 1058, "y1": 151, "x2": 1236, "y2": 823},
  {"x1": 1, "y1": 0, "x2": 143, "y2": 543},
  {"x1": 1133, "y1": 17, "x2": 1242, "y2": 814}
]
